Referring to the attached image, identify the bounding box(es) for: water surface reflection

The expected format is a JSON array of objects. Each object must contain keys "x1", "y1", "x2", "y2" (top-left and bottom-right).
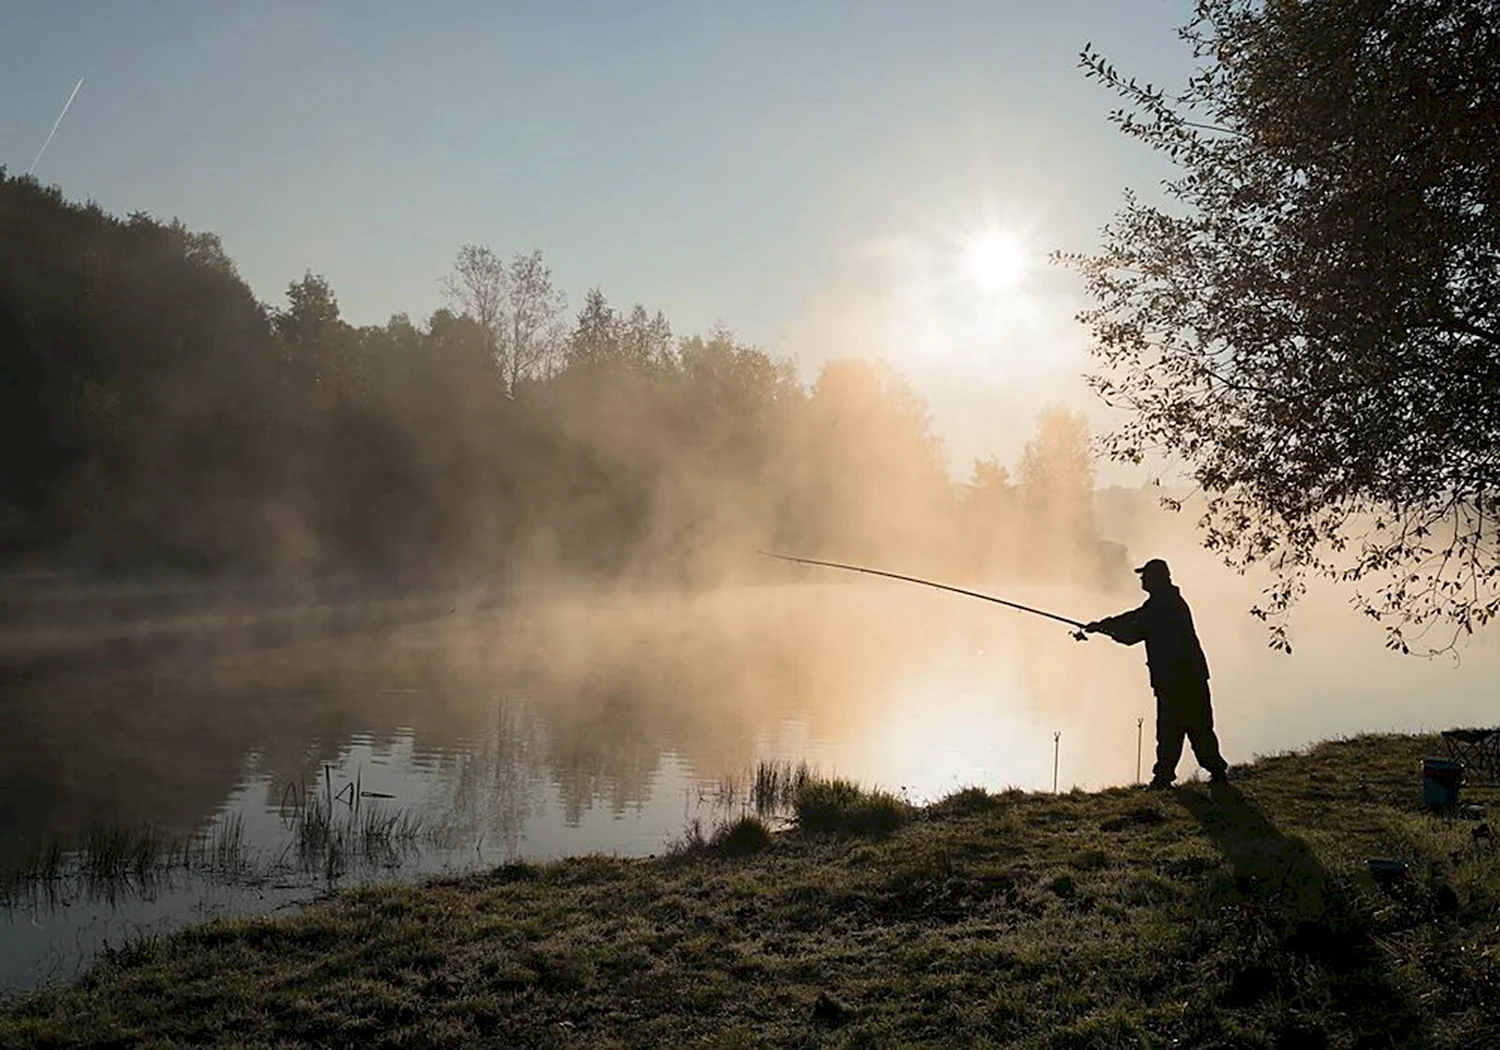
[{"x1": 2, "y1": 576, "x2": 1496, "y2": 989}]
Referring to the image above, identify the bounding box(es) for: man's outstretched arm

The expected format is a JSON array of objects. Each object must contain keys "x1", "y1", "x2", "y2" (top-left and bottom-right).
[{"x1": 1086, "y1": 606, "x2": 1148, "y2": 645}]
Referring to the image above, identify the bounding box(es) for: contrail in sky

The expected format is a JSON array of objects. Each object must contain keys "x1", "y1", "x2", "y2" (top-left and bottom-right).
[{"x1": 28, "y1": 76, "x2": 86, "y2": 175}]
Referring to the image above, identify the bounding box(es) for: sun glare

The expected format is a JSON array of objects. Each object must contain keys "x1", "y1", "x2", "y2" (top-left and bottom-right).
[{"x1": 965, "y1": 230, "x2": 1026, "y2": 293}]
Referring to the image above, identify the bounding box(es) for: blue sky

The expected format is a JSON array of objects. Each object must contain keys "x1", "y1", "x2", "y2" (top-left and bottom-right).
[{"x1": 1, "y1": 0, "x2": 1197, "y2": 474}]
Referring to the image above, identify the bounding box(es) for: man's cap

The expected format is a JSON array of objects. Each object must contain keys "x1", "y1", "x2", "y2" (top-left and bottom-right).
[{"x1": 1135, "y1": 558, "x2": 1171, "y2": 580}]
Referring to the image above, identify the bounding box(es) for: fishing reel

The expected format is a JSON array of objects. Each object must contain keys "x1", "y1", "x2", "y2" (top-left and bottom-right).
[{"x1": 1071, "y1": 629, "x2": 1090, "y2": 642}]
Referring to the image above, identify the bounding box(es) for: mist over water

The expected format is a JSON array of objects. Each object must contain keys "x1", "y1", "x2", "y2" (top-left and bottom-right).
[{"x1": 4, "y1": 562, "x2": 1496, "y2": 990}]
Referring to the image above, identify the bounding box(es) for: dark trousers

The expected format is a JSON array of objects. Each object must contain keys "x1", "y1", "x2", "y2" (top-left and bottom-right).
[{"x1": 1153, "y1": 678, "x2": 1227, "y2": 783}]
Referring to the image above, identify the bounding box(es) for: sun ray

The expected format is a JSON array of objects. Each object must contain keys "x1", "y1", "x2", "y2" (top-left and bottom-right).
[{"x1": 965, "y1": 229, "x2": 1025, "y2": 292}]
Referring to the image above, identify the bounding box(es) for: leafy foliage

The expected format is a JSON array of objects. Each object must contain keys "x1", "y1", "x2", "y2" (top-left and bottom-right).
[{"x1": 1067, "y1": 0, "x2": 1500, "y2": 652}]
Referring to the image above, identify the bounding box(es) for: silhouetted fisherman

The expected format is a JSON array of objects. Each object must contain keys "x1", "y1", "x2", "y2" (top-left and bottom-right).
[{"x1": 1086, "y1": 558, "x2": 1229, "y2": 789}]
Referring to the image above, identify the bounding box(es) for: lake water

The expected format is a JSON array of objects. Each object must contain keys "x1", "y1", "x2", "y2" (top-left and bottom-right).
[{"x1": 3, "y1": 566, "x2": 1497, "y2": 990}]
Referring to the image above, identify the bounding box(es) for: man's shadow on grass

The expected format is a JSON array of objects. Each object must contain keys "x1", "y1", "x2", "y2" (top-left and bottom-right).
[{"x1": 1177, "y1": 783, "x2": 1428, "y2": 1047}]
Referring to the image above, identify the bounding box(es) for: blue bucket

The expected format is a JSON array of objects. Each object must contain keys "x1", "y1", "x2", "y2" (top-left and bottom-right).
[{"x1": 1422, "y1": 758, "x2": 1463, "y2": 808}]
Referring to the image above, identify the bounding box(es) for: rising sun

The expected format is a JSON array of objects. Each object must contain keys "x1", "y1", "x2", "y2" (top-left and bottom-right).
[{"x1": 965, "y1": 229, "x2": 1026, "y2": 293}]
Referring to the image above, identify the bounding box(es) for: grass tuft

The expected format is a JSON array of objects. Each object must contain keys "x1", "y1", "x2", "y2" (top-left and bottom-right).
[
  {"x1": 206, "y1": 813, "x2": 247, "y2": 875},
  {"x1": 927, "y1": 785, "x2": 1001, "y2": 817},
  {"x1": 81, "y1": 823, "x2": 166, "y2": 888},
  {"x1": 794, "y1": 778, "x2": 909, "y2": 836},
  {"x1": 709, "y1": 815, "x2": 773, "y2": 857},
  {"x1": 490, "y1": 860, "x2": 541, "y2": 883},
  {"x1": 750, "y1": 759, "x2": 813, "y2": 815}
]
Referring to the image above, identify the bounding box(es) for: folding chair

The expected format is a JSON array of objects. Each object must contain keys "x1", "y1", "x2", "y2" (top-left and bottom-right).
[{"x1": 1442, "y1": 728, "x2": 1500, "y2": 785}]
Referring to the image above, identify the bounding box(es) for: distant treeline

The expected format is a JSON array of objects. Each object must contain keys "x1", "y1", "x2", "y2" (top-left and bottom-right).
[{"x1": 0, "y1": 172, "x2": 1123, "y2": 586}]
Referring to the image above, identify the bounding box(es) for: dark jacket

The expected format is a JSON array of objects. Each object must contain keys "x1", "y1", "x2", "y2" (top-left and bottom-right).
[{"x1": 1094, "y1": 584, "x2": 1210, "y2": 692}]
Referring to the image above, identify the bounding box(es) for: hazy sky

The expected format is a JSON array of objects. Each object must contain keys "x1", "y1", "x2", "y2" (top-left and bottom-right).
[{"x1": 1, "y1": 0, "x2": 1197, "y2": 475}]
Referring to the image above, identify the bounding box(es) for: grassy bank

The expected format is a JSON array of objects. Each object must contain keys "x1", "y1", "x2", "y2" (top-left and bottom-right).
[{"x1": 2, "y1": 734, "x2": 1496, "y2": 1048}]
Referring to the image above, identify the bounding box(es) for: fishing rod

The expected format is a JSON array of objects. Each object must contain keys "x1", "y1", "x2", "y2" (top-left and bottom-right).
[{"x1": 758, "y1": 551, "x2": 1091, "y2": 640}]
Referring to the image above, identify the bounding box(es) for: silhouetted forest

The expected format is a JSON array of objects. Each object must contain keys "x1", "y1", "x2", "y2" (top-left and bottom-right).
[{"x1": 0, "y1": 172, "x2": 1120, "y2": 587}]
